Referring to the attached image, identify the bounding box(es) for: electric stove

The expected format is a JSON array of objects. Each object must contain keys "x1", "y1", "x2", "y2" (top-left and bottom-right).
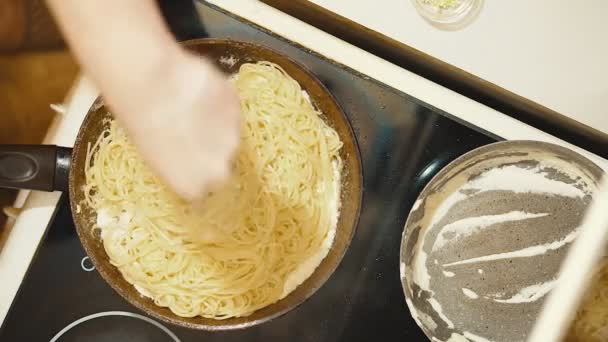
[{"x1": 0, "y1": 2, "x2": 498, "y2": 341}]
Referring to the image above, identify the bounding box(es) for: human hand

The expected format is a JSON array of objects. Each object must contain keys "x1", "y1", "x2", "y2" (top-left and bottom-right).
[
  {"x1": 120, "y1": 51, "x2": 241, "y2": 200},
  {"x1": 46, "y1": 0, "x2": 241, "y2": 200}
]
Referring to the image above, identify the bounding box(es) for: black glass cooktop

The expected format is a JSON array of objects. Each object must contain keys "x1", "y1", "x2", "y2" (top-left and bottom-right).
[{"x1": 0, "y1": 2, "x2": 499, "y2": 341}]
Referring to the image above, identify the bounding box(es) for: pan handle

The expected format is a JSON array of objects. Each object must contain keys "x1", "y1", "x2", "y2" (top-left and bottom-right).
[{"x1": 0, "y1": 145, "x2": 72, "y2": 192}]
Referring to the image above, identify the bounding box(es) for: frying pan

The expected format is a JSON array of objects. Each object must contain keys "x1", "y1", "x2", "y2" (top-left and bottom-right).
[
  {"x1": 399, "y1": 141, "x2": 603, "y2": 342},
  {"x1": 0, "y1": 39, "x2": 363, "y2": 330}
]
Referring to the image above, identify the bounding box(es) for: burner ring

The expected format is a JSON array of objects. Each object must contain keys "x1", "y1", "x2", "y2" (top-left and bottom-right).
[
  {"x1": 49, "y1": 311, "x2": 181, "y2": 342},
  {"x1": 80, "y1": 256, "x2": 95, "y2": 272}
]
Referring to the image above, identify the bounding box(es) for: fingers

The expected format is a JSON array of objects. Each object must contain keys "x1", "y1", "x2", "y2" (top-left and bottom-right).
[
  {"x1": 121, "y1": 53, "x2": 242, "y2": 201},
  {"x1": 167, "y1": 57, "x2": 241, "y2": 200}
]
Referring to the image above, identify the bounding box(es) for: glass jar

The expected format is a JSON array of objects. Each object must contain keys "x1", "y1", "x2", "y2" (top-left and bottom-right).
[{"x1": 412, "y1": 0, "x2": 484, "y2": 30}]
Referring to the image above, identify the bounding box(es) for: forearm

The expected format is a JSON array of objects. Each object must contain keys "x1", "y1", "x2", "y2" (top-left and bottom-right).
[{"x1": 45, "y1": 0, "x2": 183, "y2": 119}]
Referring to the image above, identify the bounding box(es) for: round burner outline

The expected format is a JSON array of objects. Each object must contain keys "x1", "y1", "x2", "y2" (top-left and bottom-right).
[
  {"x1": 49, "y1": 311, "x2": 181, "y2": 342},
  {"x1": 80, "y1": 256, "x2": 95, "y2": 272}
]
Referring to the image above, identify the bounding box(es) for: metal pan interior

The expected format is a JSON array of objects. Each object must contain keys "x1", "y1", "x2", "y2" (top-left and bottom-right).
[{"x1": 400, "y1": 140, "x2": 604, "y2": 342}]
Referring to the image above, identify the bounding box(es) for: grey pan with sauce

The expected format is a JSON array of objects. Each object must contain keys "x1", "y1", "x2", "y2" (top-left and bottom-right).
[{"x1": 400, "y1": 141, "x2": 604, "y2": 342}]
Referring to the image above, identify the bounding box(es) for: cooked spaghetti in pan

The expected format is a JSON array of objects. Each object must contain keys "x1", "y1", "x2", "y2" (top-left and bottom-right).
[{"x1": 83, "y1": 61, "x2": 343, "y2": 319}]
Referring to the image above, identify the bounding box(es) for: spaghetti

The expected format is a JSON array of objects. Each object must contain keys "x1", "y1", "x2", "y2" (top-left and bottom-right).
[
  {"x1": 567, "y1": 258, "x2": 608, "y2": 342},
  {"x1": 83, "y1": 61, "x2": 343, "y2": 319}
]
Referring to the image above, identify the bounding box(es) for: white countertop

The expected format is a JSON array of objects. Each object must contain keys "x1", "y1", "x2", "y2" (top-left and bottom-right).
[
  {"x1": 1, "y1": 0, "x2": 607, "y2": 330},
  {"x1": 310, "y1": 0, "x2": 608, "y2": 134}
]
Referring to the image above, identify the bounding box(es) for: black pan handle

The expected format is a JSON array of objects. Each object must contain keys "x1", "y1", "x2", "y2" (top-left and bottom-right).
[{"x1": 0, "y1": 145, "x2": 72, "y2": 192}]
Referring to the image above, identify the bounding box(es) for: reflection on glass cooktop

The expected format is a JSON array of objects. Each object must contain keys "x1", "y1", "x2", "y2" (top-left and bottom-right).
[{"x1": 0, "y1": 2, "x2": 498, "y2": 341}]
